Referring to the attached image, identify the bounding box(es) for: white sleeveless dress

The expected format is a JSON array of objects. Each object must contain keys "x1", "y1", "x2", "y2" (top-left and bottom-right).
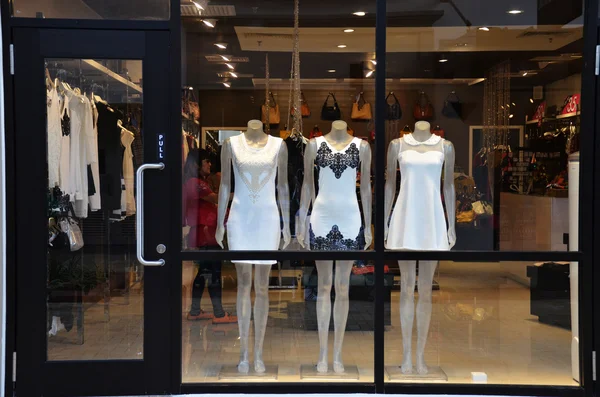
[
  {"x1": 227, "y1": 134, "x2": 283, "y2": 264},
  {"x1": 386, "y1": 133, "x2": 450, "y2": 251},
  {"x1": 309, "y1": 136, "x2": 365, "y2": 250}
]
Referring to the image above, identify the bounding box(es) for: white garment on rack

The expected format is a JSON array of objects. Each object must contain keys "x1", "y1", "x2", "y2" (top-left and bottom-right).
[
  {"x1": 59, "y1": 95, "x2": 71, "y2": 194},
  {"x1": 67, "y1": 91, "x2": 91, "y2": 218},
  {"x1": 386, "y1": 133, "x2": 450, "y2": 250},
  {"x1": 47, "y1": 83, "x2": 62, "y2": 188},
  {"x1": 121, "y1": 128, "x2": 136, "y2": 216},
  {"x1": 226, "y1": 134, "x2": 282, "y2": 265},
  {"x1": 88, "y1": 99, "x2": 101, "y2": 211}
]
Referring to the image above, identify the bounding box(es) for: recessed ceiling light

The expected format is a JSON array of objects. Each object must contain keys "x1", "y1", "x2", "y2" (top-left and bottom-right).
[
  {"x1": 328, "y1": 69, "x2": 336, "y2": 73},
  {"x1": 366, "y1": 70, "x2": 374, "y2": 78},
  {"x1": 225, "y1": 63, "x2": 234, "y2": 70},
  {"x1": 214, "y1": 43, "x2": 227, "y2": 49},
  {"x1": 223, "y1": 82, "x2": 231, "y2": 88},
  {"x1": 353, "y1": 11, "x2": 366, "y2": 16},
  {"x1": 230, "y1": 72, "x2": 238, "y2": 78},
  {"x1": 221, "y1": 55, "x2": 231, "y2": 62},
  {"x1": 512, "y1": 102, "x2": 516, "y2": 106},
  {"x1": 507, "y1": 9, "x2": 523, "y2": 14},
  {"x1": 479, "y1": 27, "x2": 490, "y2": 31},
  {"x1": 522, "y1": 72, "x2": 528, "y2": 76},
  {"x1": 509, "y1": 114, "x2": 514, "y2": 119},
  {"x1": 202, "y1": 19, "x2": 216, "y2": 28},
  {"x1": 439, "y1": 58, "x2": 448, "y2": 63},
  {"x1": 530, "y1": 98, "x2": 534, "y2": 103},
  {"x1": 344, "y1": 29, "x2": 355, "y2": 33},
  {"x1": 191, "y1": 0, "x2": 204, "y2": 10},
  {"x1": 338, "y1": 44, "x2": 347, "y2": 48},
  {"x1": 370, "y1": 60, "x2": 377, "y2": 65}
]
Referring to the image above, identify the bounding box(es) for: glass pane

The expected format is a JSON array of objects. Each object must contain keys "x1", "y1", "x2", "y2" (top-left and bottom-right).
[
  {"x1": 182, "y1": 4, "x2": 377, "y2": 254},
  {"x1": 46, "y1": 59, "x2": 144, "y2": 360},
  {"x1": 13, "y1": 0, "x2": 169, "y2": 20},
  {"x1": 384, "y1": 260, "x2": 580, "y2": 385},
  {"x1": 385, "y1": 0, "x2": 583, "y2": 252},
  {"x1": 182, "y1": 257, "x2": 376, "y2": 382}
]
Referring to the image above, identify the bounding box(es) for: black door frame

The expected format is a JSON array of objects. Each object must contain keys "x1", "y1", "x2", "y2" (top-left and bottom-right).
[{"x1": 1, "y1": 0, "x2": 599, "y2": 396}]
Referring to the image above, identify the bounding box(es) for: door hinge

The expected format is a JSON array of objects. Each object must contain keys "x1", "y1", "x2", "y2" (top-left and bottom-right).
[
  {"x1": 596, "y1": 45, "x2": 600, "y2": 76},
  {"x1": 593, "y1": 350, "x2": 596, "y2": 381},
  {"x1": 9, "y1": 44, "x2": 14, "y2": 75},
  {"x1": 12, "y1": 352, "x2": 16, "y2": 383}
]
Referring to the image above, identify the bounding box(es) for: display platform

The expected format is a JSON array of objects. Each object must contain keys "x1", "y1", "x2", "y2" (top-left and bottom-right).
[
  {"x1": 218, "y1": 364, "x2": 278, "y2": 380},
  {"x1": 300, "y1": 364, "x2": 359, "y2": 380},
  {"x1": 385, "y1": 365, "x2": 448, "y2": 382}
]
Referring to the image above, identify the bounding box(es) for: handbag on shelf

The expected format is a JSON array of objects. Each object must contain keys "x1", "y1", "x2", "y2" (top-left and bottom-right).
[
  {"x1": 413, "y1": 91, "x2": 434, "y2": 120},
  {"x1": 351, "y1": 92, "x2": 372, "y2": 120},
  {"x1": 321, "y1": 93, "x2": 341, "y2": 121},
  {"x1": 442, "y1": 91, "x2": 462, "y2": 119},
  {"x1": 261, "y1": 92, "x2": 281, "y2": 125},
  {"x1": 385, "y1": 92, "x2": 402, "y2": 120},
  {"x1": 59, "y1": 216, "x2": 84, "y2": 252},
  {"x1": 309, "y1": 125, "x2": 323, "y2": 139},
  {"x1": 291, "y1": 92, "x2": 311, "y2": 118}
]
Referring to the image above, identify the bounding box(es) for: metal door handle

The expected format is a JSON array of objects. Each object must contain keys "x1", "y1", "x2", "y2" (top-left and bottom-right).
[{"x1": 136, "y1": 163, "x2": 165, "y2": 266}]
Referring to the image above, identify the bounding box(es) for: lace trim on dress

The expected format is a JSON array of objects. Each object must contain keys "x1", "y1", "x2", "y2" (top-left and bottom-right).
[
  {"x1": 309, "y1": 224, "x2": 365, "y2": 251},
  {"x1": 403, "y1": 133, "x2": 442, "y2": 146},
  {"x1": 232, "y1": 137, "x2": 279, "y2": 204},
  {"x1": 315, "y1": 141, "x2": 360, "y2": 179}
]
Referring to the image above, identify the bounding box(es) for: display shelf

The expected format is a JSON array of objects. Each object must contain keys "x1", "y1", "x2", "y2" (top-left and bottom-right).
[{"x1": 556, "y1": 111, "x2": 581, "y2": 119}]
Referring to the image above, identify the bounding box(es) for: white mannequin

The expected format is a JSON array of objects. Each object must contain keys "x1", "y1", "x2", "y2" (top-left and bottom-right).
[
  {"x1": 216, "y1": 119, "x2": 291, "y2": 374},
  {"x1": 297, "y1": 120, "x2": 372, "y2": 373},
  {"x1": 384, "y1": 121, "x2": 456, "y2": 375}
]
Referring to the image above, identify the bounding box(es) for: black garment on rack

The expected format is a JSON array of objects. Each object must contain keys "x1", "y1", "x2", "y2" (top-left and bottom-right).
[
  {"x1": 96, "y1": 101, "x2": 123, "y2": 211},
  {"x1": 285, "y1": 136, "x2": 306, "y2": 236}
]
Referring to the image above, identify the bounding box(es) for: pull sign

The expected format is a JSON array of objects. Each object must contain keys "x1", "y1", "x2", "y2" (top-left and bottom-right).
[{"x1": 157, "y1": 134, "x2": 165, "y2": 160}]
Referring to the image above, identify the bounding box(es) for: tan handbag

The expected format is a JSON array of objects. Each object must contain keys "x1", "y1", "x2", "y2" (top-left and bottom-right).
[
  {"x1": 351, "y1": 92, "x2": 372, "y2": 120},
  {"x1": 262, "y1": 92, "x2": 281, "y2": 125}
]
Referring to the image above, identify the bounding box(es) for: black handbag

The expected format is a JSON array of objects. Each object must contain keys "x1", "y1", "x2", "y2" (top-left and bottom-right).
[
  {"x1": 385, "y1": 92, "x2": 402, "y2": 120},
  {"x1": 321, "y1": 93, "x2": 341, "y2": 121},
  {"x1": 442, "y1": 91, "x2": 462, "y2": 119}
]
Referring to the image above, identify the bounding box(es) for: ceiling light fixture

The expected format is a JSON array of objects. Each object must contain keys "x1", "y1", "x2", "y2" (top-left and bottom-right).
[
  {"x1": 439, "y1": 57, "x2": 448, "y2": 63},
  {"x1": 191, "y1": 0, "x2": 204, "y2": 11},
  {"x1": 479, "y1": 27, "x2": 490, "y2": 31},
  {"x1": 225, "y1": 63, "x2": 234, "y2": 70},
  {"x1": 507, "y1": 9, "x2": 523, "y2": 14},
  {"x1": 370, "y1": 60, "x2": 377, "y2": 65},
  {"x1": 353, "y1": 11, "x2": 366, "y2": 16},
  {"x1": 214, "y1": 43, "x2": 227, "y2": 49},
  {"x1": 202, "y1": 19, "x2": 216, "y2": 28},
  {"x1": 530, "y1": 98, "x2": 534, "y2": 103},
  {"x1": 366, "y1": 70, "x2": 374, "y2": 78},
  {"x1": 338, "y1": 44, "x2": 347, "y2": 48},
  {"x1": 230, "y1": 72, "x2": 238, "y2": 78},
  {"x1": 328, "y1": 69, "x2": 336, "y2": 73},
  {"x1": 522, "y1": 72, "x2": 528, "y2": 76},
  {"x1": 344, "y1": 29, "x2": 355, "y2": 33},
  {"x1": 220, "y1": 55, "x2": 231, "y2": 62},
  {"x1": 223, "y1": 82, "x2": 231, "y2": 88},
  {"x1": 509, "y1": 114, "x2": 514, "y2": 119}
]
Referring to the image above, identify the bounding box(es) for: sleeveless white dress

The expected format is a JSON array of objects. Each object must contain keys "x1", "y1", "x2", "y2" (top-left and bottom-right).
[
  {"x1": 227, "y1": 134, "x2": 283, "y2": 264},
  {"x1": 386, "y1": 133, "x2": 450, "y2": 251},
  {"x1": 309, "y1": 136, "x2": 365, "y2": 250}
]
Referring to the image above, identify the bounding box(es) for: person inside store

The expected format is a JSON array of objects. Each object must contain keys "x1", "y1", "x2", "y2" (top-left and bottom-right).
[{"x1": 183, "y1": 148, "x2": 237, "y2": 323}]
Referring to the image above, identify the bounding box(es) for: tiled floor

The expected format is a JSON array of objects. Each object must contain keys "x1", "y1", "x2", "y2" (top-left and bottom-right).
[{"x1": 48, "y1": 261, "x2": 577, "y2": 386}]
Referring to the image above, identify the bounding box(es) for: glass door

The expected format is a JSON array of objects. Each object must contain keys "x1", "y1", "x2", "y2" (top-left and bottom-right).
[{"x1": 12, "y1": 28, "x2": 173, "y2": 396}]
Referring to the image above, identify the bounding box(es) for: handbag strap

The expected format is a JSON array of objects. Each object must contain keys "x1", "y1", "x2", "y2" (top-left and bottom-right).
[
  {"x1": 386, "y1": 91, "x2": 399, "y2": 105},
  {"x1": 356, "y1": 91, "x2": 367, "y2": 105},
  {"x1": 446, "y1": 91, "x2": 459, "y2": 102},
  {"x1": 324, "y1": 92, "x2": 338, "y2": 107}
]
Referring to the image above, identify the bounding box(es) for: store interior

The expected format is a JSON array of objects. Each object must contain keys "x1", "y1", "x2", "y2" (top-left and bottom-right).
[{"x1": 38, "y1": 0, "x2": 583, "y2": 388}]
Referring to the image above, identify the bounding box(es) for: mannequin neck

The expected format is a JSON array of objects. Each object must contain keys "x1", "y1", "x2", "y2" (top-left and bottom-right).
[
  {"x1": 328, "y1": 121, "x2": 351, "y2": 142},
  {"x1": 245, "y1": 120, "x2": 267, "y2": 143},
  {"x1": 412, "y1": 122, "x2": 432, "y2": 142}
]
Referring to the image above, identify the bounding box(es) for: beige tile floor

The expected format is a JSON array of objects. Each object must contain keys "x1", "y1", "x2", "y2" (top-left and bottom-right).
[{"x1": 48, "y1": 261, "x2": 577, "y2": 386}]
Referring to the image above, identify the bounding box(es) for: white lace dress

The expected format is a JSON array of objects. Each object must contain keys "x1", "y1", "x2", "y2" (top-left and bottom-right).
[
  {"x1": 226, "y1": 134, "x2": 283, "y2": 264},
  {"x1": 386, "y1": 133, "x2": 450, "y2": 250}
]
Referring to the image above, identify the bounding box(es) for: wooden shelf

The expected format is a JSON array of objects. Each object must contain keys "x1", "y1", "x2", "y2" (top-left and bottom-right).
[{"x1": 556, "y1": 111, "x2": 580, "y2": 119}]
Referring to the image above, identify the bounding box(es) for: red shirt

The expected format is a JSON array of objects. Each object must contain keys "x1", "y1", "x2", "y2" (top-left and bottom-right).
[{"x1": 183, "y1": 177, "x2": 218, "y2": 247}]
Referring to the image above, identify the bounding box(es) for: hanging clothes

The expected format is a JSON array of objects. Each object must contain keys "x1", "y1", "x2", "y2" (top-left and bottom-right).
[
  {"x1": 96, "y1": 101, "x2": 124, "y2": 211},
  {"x1": 58, "y1": 94, "x2": 71, "y2": 194},
  {"x1": 88, "y1": 97, "x2": 101, "y2": 211},
  {"x1": 47, "y1": 81, "x2": 62, "y2": 189},
  {"x1": 121, "y1": 127, "x2": 136, "y2": 216}
]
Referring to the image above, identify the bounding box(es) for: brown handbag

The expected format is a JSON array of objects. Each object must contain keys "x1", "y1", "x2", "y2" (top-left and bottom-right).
[
  {"x1": 413, "y1": 91, "x2": 433, "y2": 120},
  {"x1": 351, "y1": 92, "x2": 372, "y2": 120},
  {"x1": 261, "y1": 92, "x2": 281, "y2": 125}
]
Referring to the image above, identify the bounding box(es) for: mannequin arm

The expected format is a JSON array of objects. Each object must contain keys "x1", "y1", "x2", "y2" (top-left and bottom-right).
[
  {"x1": 277, "y1": 142, "x2": 291, "y2": 249},
  {"x1": 359, "y1": 140, "x2": 373, "y2": 249},
  {"x1": 215, "y1": 139, "x2": 232, "y2": 248},
  {"x1": 297, "y1": 139, "x2": 317, "y2": 248},
  {"x1": 384, "y1": 139, "x2": 400, "y2": 241},
  {"x1": 443, "y1": 141, "x2": 457, "y2": 249}
]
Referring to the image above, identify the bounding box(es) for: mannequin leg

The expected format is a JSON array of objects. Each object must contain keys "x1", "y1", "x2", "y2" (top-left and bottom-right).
[
  {"x1": 315, "y1": 260, "x2": 333, "y2": 373},
  {"x1": 415, "y1": 260, "x2": 437, "y2": 375},
  {"x1": 332, "y1": 260, "x2": 353, "y2": 373},
  {"x1": 398, "y1": 260, "x2": 417, "y2": 374},
  {"x1": 235, "y1": 263, "x2": 253, "y2": 374},
  {"x1": 253, "y1": 265, "x2": 272, "y2": 373}
]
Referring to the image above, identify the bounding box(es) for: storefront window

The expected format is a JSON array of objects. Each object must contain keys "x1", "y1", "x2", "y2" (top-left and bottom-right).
[
  {"x1": 46, "y1": 58, "x2": 144, "y2": 360},
  {"x1": 11, "y1": 0, "x2": 170, "y2": 19},
  {"x1": 385, "y1": 0, "x2": 583, "y2": 252},
  {"x1": 384, "y1": 260, "x2": 580, "y2": 385}
]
